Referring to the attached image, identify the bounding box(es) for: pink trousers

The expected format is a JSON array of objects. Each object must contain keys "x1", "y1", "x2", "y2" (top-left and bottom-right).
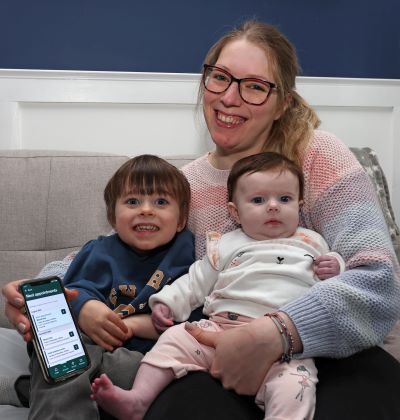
[{"x1": 142, "y1": 314, "x2": 318, "y2": 420}]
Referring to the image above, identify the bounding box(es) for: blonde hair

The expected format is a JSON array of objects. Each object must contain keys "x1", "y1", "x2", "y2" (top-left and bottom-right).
[{"x1": 199, "y1": 20, "x2": 320, "y2": 167}]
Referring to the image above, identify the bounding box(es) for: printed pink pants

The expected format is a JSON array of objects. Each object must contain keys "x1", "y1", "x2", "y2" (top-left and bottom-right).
[{"x1": 142, "y1": 314, "x2": 318, "y2": 420}]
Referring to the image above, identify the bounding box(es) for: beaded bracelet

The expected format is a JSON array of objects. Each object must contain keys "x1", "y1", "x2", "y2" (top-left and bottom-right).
[{"x1": 265, "y1": 312, "x2": 294, "y2": 363}]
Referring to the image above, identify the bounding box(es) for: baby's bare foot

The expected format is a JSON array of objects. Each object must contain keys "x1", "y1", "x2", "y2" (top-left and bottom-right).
[{"x1": 91, "y1": 373, "x2": 146, "y2": 420}]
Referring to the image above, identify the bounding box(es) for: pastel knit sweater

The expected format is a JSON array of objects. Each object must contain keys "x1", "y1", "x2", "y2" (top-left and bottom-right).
[
  {"x1": 181, "y1": 130, "x2": 400, "y2": 358},
  {"x1": 38, "y1": 130, "x2": 400, "y2": 359}
]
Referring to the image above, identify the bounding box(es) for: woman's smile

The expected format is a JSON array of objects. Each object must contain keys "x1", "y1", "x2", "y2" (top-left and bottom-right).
[{"x1": 215, "y1": 110, "x2": 246, "y2": 128}]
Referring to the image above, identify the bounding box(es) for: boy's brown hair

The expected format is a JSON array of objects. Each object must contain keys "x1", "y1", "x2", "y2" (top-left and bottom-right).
[
  {"x1": 227, "y1": 151, "x2": 304, "y2": 202},
  {"x1": 104, "y1": 155, "x2": 191, "y2": 228}
]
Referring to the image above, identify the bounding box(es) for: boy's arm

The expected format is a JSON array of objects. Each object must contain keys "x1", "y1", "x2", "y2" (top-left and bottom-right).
[{"x1": 122, "y1": 314, "x2": 159, "y2": 340}]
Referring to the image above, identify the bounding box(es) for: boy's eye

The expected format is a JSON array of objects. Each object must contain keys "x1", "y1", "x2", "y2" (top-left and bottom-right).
[
  {"x1": 155, "y1": 198, "x2": 169, "y2": 206},
  {"x1": 280, "y1": 196, "x2": 291, "y2": 203},
  {"x1": 126, "y1": 198, "x2": 139, "y2": 205},
  {"x1": 251, "y1": 196, "x2": 265, "y2": 204}
]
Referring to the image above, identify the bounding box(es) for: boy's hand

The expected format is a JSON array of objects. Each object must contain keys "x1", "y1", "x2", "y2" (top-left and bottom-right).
[
  {"x1": 122, "y1": 314, "x2": 159, "y2": 340},
  {"x1": 314, "y1": 255, "x2": 341, "y2": 280},
  {"x1": 151, "y1": 302, "x2": 174, "y2": 332},
  {"x1": 78, "y1": 300, "x2": 128, "y2": 351}
]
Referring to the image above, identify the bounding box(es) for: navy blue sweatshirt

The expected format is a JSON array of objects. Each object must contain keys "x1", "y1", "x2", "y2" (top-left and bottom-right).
[{"x1": 63, "y1": 229, "x2": 195, "y2": 352}]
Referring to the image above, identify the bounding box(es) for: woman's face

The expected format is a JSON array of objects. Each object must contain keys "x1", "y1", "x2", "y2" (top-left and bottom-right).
[{"x1": 203, "y1": 39, "x2": 283, "y2": 158}]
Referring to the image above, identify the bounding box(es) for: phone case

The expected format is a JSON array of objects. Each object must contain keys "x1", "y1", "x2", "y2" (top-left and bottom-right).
[{"x1": 20, "y1": 276, "x2": 91, "y2": 383}]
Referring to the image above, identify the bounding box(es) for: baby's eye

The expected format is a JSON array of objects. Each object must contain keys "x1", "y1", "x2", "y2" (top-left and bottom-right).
[
  {"x1": 126, "y1": 198, "x2": 140, "y2": 206},
  {"x1": 251, "y1": 196, "x2": 265, "y2": 204},
  {"x1": 280, "y1": 196, "x2": 291, "y2": 203}
]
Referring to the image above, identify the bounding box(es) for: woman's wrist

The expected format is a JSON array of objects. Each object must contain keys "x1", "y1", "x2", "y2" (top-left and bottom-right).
[
  {"x1": 265, "y1": 313, "x2": 294, "y2": 362},
  {"x1": 275, "y1": 311, "x2": 303, "y2": 354}
]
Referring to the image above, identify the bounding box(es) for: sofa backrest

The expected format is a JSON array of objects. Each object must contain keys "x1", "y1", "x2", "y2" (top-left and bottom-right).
[
  {"x1": 0, "y1": 149, "x2": 398, "y2": 328},
  {"x1": 0, "y1": 151, "x2": 129, "y2": 327}
]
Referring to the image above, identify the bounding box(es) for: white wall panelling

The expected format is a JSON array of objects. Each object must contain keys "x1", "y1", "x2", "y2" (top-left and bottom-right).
[{"x1": 0, "y1": 69, "x2": 399, "y2": 221}]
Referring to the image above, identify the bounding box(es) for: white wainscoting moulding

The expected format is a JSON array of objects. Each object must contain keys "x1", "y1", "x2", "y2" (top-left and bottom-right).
[{"x1": 0, "y1": 69, "x2": 399, "y2": 221}]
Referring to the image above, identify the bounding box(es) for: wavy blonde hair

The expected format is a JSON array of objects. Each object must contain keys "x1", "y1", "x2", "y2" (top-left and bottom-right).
[{"x1": 199, "y1": 20, "x2": 320, "y2": 167}]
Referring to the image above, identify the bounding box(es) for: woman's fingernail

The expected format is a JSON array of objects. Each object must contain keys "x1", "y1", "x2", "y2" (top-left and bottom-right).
[
  {"x1": 14, "y1": 298, "x2": 23, "y2": 307},
  {"x1": 185, "y1": 321, "x2": 194, "y2": 331},
  {"x1": 17, "y1": 323, "x2": 26, "y2": 334}
]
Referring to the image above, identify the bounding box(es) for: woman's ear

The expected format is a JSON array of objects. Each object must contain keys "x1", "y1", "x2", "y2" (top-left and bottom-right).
[
  {"x1": 227, "y1": 202, "x2": 241, "y2": 224},
  {"x1": 274, "y1": 93, "x2": 291, "y2": 121}
]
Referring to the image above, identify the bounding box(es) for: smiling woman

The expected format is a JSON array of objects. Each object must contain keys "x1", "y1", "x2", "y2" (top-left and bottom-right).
[{"x1": 144, "y1": 21, "x2": 400, "y2": 420}]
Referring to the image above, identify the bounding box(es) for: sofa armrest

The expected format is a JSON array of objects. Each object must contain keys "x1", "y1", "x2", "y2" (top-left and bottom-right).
[{"x1": 350, "y1": 147, "x2": 400, "y2": 261}]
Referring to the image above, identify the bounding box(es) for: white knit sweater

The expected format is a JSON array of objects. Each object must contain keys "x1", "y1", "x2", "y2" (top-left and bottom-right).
[{"x1": 149, "y1": 227, "x2": 345, "y2": 321}]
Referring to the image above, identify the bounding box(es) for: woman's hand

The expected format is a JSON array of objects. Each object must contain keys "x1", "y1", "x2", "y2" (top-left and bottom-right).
[
  {"x1": 2, "y1": 280, "x2": 78, "y2": 342},
  {"x1": 151, "y1": 302, "x2": 174, "y2": 332},
  {"x1": 185, "y1": 315, "x2": 298, "y2": 395},
  {"x1": 122, "y1": 314, "x2": 160, "y2": 340},
  {"x1": 78, "y1": 300, "x2": 128, "y2": 351}
]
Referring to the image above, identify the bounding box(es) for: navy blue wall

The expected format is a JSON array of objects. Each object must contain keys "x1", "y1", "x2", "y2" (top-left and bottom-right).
[{"x1": 0, "y1": 0, "x2": 399, "y2": 78}]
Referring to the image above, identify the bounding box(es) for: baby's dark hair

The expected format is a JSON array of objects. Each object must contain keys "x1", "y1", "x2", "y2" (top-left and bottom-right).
[
  {"x1": 104, "y1": 154, "x2": 191, "y2": 228},
  {"x1": 227, "y1": 152, "x2": 304, "y2": 202}
]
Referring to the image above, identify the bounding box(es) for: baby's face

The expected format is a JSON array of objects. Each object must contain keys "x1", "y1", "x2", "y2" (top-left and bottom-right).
[
  {"x1": 228, "y1": 169, "x2": 301, "y2": 240},
  {"x1": 113, "y1": 191, "x2": 183, "y2": 252}
]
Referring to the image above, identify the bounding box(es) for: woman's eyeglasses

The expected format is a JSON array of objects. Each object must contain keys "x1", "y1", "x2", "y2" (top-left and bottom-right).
[{"x1": 202, "y1": 64, "x2": 279, "y2": 106}]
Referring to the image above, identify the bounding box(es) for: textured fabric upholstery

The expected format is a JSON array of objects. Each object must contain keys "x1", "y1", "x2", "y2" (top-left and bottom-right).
[
  {"x1": 0, "y1": 150, "x2": 128, "y2": 327},
  {"x1": 350, "y1": 147, "x2": 400, "y2": 261}
]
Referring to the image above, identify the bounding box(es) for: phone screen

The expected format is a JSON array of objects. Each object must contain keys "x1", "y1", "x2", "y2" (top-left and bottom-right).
[{"x1": 20, "y1": 277, "x2": 90, "y2": 382}]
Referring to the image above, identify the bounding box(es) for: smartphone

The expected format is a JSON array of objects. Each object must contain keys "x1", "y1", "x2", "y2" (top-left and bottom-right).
[{"x1": 19, "y1": 276, "x2": 91, "y2": 383}]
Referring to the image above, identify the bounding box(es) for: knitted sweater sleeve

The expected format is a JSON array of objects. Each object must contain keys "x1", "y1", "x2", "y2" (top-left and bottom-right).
[
  {"x1": 36, "y1": 250, "x2": 77, "y2": 280},
  {"x1": 36, "y1": 230, "x2": 116, "y2": 280},
  {"x1": 282, "y1": 131, "x2": 400, "y2": 358}
]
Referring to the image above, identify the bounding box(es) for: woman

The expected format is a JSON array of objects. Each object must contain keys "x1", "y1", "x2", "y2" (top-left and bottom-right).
[{"x1": 3, "y1": 20, "x2": 400, "y2": 419}]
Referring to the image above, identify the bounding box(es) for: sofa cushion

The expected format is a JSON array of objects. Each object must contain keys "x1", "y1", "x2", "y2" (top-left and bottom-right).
[{"x1": 0, "y1": 150, "x2": 128, "y2": 327}]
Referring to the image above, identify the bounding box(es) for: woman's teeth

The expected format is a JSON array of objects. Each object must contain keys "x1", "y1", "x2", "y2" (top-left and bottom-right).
[{"x1": 217, "y1": 112, "x2": 243, "y2": 125}]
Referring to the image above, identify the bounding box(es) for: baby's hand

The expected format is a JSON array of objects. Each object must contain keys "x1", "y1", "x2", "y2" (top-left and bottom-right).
[
  {"x1": 122, "y1": 314, "x2": 159, "y2": 340},
  {"x1": 151, "y1": 302, "x2": 174, "y2": 332},
  {"x1": 314, "y1": 255, "x2": 341, "y2": 280}
]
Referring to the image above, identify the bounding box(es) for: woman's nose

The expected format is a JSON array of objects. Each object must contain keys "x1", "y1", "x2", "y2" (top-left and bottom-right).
[{"x1": 220, "y1": 81, "x2": 242, "y2": 107}]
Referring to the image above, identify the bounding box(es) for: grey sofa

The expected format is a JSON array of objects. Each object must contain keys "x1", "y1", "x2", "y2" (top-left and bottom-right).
[{"x1": 0, "y1": 149, "x2": 399, "y2": 419}]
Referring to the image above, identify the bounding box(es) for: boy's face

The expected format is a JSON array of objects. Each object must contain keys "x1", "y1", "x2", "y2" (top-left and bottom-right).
[
  {"x1": 228, "y1": 169, "x2": 301, "y2": 240},
  {"x1": 113, "y1": 191, "x2": 184, "y2": 252}
]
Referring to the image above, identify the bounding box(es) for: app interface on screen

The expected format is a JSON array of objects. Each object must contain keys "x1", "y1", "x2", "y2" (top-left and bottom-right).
[{"x1": 21, "y1": 279, "x2": 88, "y2": 379}]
